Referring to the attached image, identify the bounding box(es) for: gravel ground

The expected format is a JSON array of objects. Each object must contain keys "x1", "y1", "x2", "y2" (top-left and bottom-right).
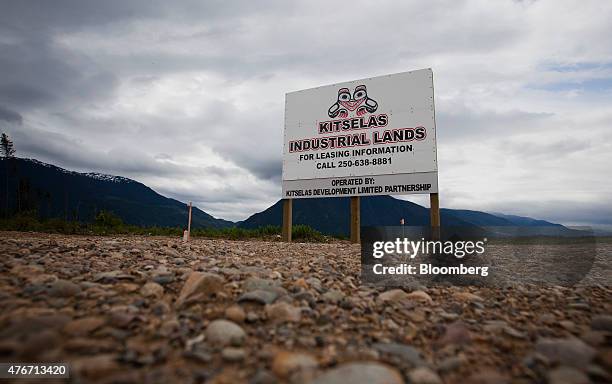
[{"x1": 0, "y1": 231, "x2": 610, "y2": 383}]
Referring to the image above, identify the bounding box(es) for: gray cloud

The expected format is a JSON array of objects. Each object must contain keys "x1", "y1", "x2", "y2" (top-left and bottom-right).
[
  {"x1": 436, "y1": 104, "x2": 554, "y2": 143},
  {"x1": 490, "y1": 200, "x2": 612, "y2": 227},
  {"x1": 1, "y1": 0, "x2": 611, "y2": 223},
  {"x1": 0, "y1": 105, "x2": 23, "y2": 124}
]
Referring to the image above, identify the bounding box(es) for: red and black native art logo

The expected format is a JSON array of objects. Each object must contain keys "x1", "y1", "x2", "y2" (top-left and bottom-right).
[{"x1": 327, "y1": 85, "x2": 378, "y2": 119}]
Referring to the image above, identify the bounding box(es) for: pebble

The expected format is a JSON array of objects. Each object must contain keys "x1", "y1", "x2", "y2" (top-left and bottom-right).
[
  {"x1": 437, "y1": 355, "x2": 466, "y2": 372},
  {"x1": 548, "y1": 366, "x2": 590, "y2": 384},
  {"x1": 238, "y1": 289, "x2": 279, "y2": 305},
  {"x1": 503, "y1": 326, "x2": 527, "y2": 339},
  {"x1": 152, "y1": 274, "x2": 174, "y2": 285},
  {"x1": 71, "y1": 354, "x2": 120, "y2": 380},
  {"x1": 63, "y1": 316, "x2": 106, "y2": 336},
  {"x1": 250, "y1": 369, "x2": 277, "y2": 384},
  {"x1": 221, "y1": 347, "x2": 246, "y2": 362},
  {"x1": 373, "y1": 342, "x2": 424, "y2": 367},
  {"x1": 306, "y1": 277, "x2": 323, "y2": 292},
  {"x1": 224, "y1": 305, "x2": 246, "y2": 323},
  {"x1": 309, "y1": 362, "x2": 403, "y2": 384},
  {"x1": 265, "y1": 302, "x2": 301, "y2": 323},
  {"x1": 569, "y1": 303, "x2": 590, "y2": 310},
  {"x1": 140, "y1": 281, "x2": 164, "y2": 298},
  {"x1": 437, "y1": 321, "x2": 471, "y2": 346},
  {"x1": 176, "y1": 272, "x2": 224, "y2": 307},
  {"x1": 64, "y1": 337, "x2": 116, "y2": 354},
  {"x1": 587, "y1": 363, "x2": 610, "y2": 382},
  {"x1": 205, "y1": 319, "x2": 246, "y2": 347},
  {"x1": 464, "y1": 369, "x2": 509, "y2": 384},
  {"x1": 560, "y1": 320, "x2": 575, "y2": 331},
  {"x1": 244, "y1": 277, "x2": 280, "y2": 292},
  {"x1": 246, "y1": 311, "x2": 259, "y2": 323},
  {"x1": 535, "y1": 337, "x2": 596, "y2": 367},
  {"x1": 322, "y1": 289, "x2": 344, "y2": 303},
  {"x1": 376, "y1": 289, "x2": 408, "y2": 303},
  {"x1": 483, "y1": 320, "x2": 507, "y2": 333},
  {"x1": 20, "y1": 329, "x2": 61, "y2": 357},
  {"x1": 453, "y1": 291, "x2": 484, "y2": 302},
  {"x1": 271, "y1": 351, "x2": 318, "y2": 379},
  {"x1": 591, "y1": 314, "x2": 612, "y2": 332},
  {"x1": 47, "y1": 279, "x2": 81, "y2": 297},
  {"x1": 599, "y1": 349, "x2": 612, "y2": 371},
  {"x1": 93, "y1": 270, "x2": 133, "y2": 284},
  {"x1": 539, "y1": 313, "x2": 556, "y2": 324},
  {"x1": 1, "y1": 234, "x2": 610, "y2": 384},
  {"x1": 408, "y1": 367, "x2": 442, "y2": 384},
  {"x1": 407, "y1": 290, "x2": 433, "y2": 303}
]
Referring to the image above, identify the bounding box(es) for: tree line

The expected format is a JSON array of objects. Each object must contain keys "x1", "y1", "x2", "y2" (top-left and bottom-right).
[{"x1": 0, "y1": 133, "x2": 50, "y2": 218}]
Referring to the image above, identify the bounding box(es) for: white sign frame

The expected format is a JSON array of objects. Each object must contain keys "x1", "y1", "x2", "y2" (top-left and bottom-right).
[{"x1": 282, "y1": 68, "x2": 438, "y2": 199}]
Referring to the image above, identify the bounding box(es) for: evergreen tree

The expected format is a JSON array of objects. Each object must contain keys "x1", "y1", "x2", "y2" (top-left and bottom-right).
[
  {"x1": 1, "y1": 132, "x2": 17, "y2": 216},
  {"x1": 0, "y1": 133, "x2": 16, "y2": 158}
]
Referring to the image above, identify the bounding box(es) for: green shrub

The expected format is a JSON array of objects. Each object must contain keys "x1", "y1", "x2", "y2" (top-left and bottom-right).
[
  {"x1": 94, "y1": 210, "x2": 124, "y2": 229},
  {"x1": 0, "y1": 213, "x2": 338, "y2": 243},
  {"x1": 292, "y1": 224, "x2": 325, "y2": 242}
]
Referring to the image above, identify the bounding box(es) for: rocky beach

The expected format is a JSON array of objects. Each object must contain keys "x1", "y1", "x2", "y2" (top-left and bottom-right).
[{"x1": 0, "y1": 231, "x2": 610, "y2": 383}]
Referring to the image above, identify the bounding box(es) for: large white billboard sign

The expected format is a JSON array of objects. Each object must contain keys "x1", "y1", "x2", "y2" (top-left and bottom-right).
[{"x1": 282, "y1": 68, "x2": 438, "y2": 199}]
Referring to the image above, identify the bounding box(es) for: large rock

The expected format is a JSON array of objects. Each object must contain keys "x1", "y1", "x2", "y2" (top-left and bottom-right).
[
  {"x1": 309, "y1": 362, "x2": 403, "y2": 384},
  {"x1": 176, "y1": 272, "x2": 224, "y2": 307}
]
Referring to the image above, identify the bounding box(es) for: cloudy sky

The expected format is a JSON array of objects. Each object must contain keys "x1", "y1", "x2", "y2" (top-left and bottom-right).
[{"x1": 1, "y1": 0, "x2": 611, "y2": 227}]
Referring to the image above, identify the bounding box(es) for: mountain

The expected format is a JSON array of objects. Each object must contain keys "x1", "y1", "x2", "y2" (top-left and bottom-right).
[
  {"x1": 0, "y1": 157, "x2": 578, "y2": 236},
  {"x1": 489, "y1": 212, "x2": 562, "y2": 227},
  {"x1": 239, "y1": 196, "x2": 474, "y2": 236},
  {"x1": 440, "y1": 209, "x2": 515, "y2": 227},
  {"x1": 239, "y1": 196, "x2": 568, "y2": 236},
  {"x1": 0, "y1": 158, "x2": 232, "y2": 228}
]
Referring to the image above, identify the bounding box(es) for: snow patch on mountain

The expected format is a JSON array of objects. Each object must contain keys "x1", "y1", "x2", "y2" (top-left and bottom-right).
[{"x1": 13, "y1": 158, "x2": 133, "y2": 183}]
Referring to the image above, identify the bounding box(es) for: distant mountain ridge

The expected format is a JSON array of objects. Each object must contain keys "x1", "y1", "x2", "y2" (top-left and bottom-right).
[
  {"x1": 238, "y1": 196, "x2": 567, "y2": 236},
  {"x1": 25, "y1": 158, "x2": 133, "y2": 183},
  {"x1": 0, "y1": 157, "x2": 574, "y2": 236},
  {"x1": 488, "y1": 212, "x2": 563, "y2": 227},
  {"x1": 0, "y1": 158, "x2": 232, "y2": 228}
]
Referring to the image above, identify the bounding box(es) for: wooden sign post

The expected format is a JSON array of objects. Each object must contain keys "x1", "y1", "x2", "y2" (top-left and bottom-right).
[
  {"x1": 430, "y1": 193, "x2": 440, "y2": 240},
  {"x1": 183, "y1": 201, "x2": 193, "y2": 242},
  {"x1": 282, "y1": 199, "x2": 292, "y2": 242},
  {"x1": 350, "y1": 196, "x2": 360, "y2": 243}
]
